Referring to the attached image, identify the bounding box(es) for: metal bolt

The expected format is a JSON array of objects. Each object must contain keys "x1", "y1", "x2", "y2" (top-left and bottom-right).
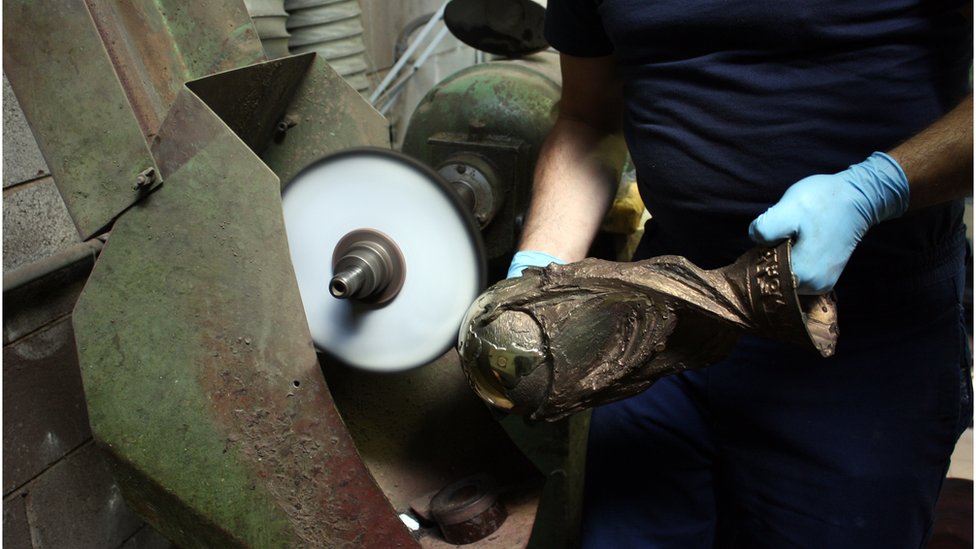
[
  {"x1": 276, "y1": 114, "x2": 299, "y2": 135},
  {"x1": 133, "y1": 167, "x2": 157, "y2": 190},
  {"x1": 468, "y1": 120, "x2": 487, "y2": 140}
]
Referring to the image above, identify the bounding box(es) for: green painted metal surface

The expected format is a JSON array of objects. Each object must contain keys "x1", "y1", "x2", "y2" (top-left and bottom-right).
[
  {"x1": 2, "y1": 0, "x2": 267, "y2": 239},
  {"x1": 503, "y1": 413, "x2": 590, "y2": 549},
  {"x1": 262, "y1": 55, "x2": 390, "y2": 185},
  {"x1": 84, "y1": 0, "x2": 267, "y2": 137},
  {"x1": 73, "y1": 83, "x2": 416, "y2": 547},
  {"x1": 401, "y1": 54, "x2": 560, "y2": 175},
  {"x1": 73, "y1": 90, "x2": 301, "y2": 547},
  {"x1": 186, "y1": 54, "x2": 315, "y2": 157},
  {"x1": 400, "y1": 53, "x2": 561, "y2": 278},
  {"x1": 3, "y1": 0, "x2": 161, "y2": 239}
]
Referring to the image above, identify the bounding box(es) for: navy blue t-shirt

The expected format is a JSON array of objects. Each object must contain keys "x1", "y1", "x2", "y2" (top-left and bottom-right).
[{"x1": 545, "y1": 0, "x2": 971, "y2": 283}]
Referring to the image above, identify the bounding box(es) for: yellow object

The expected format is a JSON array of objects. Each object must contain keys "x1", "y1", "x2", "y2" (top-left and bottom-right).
[{"x1": 603, "y1": 181, "x2": 647, "y2": 235}]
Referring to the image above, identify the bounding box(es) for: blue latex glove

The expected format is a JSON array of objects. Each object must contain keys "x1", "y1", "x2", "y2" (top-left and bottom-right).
[
  {"x1": 507, "y1": 250, "x2": 566, "y2": 278},
  {"x1": 749, "y1": 152, "x2": 910, "y2": 294}
]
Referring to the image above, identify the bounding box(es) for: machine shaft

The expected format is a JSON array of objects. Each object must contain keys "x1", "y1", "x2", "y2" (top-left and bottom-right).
[{"x1": 329, "y1": 229, "x2": 405, "y2": 305}]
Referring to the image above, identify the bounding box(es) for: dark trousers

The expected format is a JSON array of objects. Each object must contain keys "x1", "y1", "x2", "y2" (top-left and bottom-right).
[{"x1": 581, "y1": 235, "x2": 972, "y2": 548}]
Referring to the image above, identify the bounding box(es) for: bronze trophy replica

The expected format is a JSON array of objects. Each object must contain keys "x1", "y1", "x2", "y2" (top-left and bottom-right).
[{"x1": 457, "y1": 242, "x2": 838, "y2": 421}]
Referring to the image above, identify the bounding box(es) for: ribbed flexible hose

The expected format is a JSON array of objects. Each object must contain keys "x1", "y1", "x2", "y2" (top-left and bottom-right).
[{"x1": 284, "y1": 0, "x2": 372, "y2": 93}]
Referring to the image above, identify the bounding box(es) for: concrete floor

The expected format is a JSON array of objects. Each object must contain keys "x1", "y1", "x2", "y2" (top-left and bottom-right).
[{"x1": 948, "y1": 427, "x2": 973, "y2": 480}]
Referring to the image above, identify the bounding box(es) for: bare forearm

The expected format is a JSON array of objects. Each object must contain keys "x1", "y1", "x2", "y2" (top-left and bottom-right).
[
  {"x1": 889, "y1": 94, "x2": 973, "y2": 210},
  {"x1": 518, "y1": 117, "x2": 626, "y2": 261}
]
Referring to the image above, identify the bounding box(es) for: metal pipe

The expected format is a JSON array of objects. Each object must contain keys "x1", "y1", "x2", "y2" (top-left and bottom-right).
[
  {"x1": 369, "y1": 0, "x2": 449, "y2": 104},
  {"x1": 378, "y1": 26, "x2": 451, "y2": 114}
]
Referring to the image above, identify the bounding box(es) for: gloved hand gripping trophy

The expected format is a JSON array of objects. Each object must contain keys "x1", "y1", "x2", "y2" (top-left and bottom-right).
[
  {"x1": 749, "y1": 152, "x2": 911, "y2": 294},
  {"x1": 456, "y1": 151, "x2": 911, "y2": 421}
]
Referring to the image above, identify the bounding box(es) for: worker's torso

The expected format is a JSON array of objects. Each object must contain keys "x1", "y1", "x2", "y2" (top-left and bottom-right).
[{"x1": 546, "y1": 0, "x2": 971, "y2": 283}]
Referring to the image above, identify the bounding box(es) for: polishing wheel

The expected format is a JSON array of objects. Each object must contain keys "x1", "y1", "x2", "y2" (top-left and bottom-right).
[{"x1": 282, "y1": 148, "x2": 486, "y2": 371}]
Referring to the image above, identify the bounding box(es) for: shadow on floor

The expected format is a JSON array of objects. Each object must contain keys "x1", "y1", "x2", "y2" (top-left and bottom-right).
[{"x1": 927, "y1": 478, "x2": 973, "y2": 549}]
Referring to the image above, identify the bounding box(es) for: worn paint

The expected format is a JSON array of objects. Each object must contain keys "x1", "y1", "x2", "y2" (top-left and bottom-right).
[
  {"x1": 3, "y1": 0, "x2": 266, "y2": 239},
  {"x1": 85, "y1": 0, "x2": 266, "y2": 137},
  {"x1": 400, "y1": 54, "x2": 562, "y2": 271},
  {"x1": 74, "y1": 87, "x2": 416, "y2": 547},
  {"x1": 261, "y1": 56, "x2": 391, "y2": 185},
  {"x1": 401, "y1": 56, "x2": 560, "y2": 174},
  {"x1": 2, "y1": 0, "x2": 161, "y2": 239}
]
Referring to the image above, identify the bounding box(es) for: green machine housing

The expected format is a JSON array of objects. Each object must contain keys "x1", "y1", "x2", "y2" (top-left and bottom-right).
[{"x1": 402, "y1": 53, "x2": 562, "y2": 282}]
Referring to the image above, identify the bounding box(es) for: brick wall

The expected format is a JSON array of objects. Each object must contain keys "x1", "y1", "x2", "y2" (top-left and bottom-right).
[
  {"x1": 2, "y1": 244, "x2": 177, "y2": 549},
  {"x1": 5, "y1": 58, "x2": 180, "y2": 548}
]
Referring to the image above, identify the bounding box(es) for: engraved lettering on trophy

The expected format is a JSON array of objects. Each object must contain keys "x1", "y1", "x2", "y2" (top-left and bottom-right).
[{"x1": 755, "y1": 249, "x2": 787, "y2": 307}]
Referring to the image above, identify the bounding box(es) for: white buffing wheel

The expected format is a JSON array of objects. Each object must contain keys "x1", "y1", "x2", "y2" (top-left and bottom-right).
[{"x1": 282, "y1": 148, "x2": 486, "y2": 371}]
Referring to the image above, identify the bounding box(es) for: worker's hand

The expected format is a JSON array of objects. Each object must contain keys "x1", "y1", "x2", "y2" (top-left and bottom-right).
[
  {"x1": 507, "y1": 251, "x2": 566, "y2": 278},
  {"x1": 749, "y1": 152, "x2": 910, "y2": 294}
]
